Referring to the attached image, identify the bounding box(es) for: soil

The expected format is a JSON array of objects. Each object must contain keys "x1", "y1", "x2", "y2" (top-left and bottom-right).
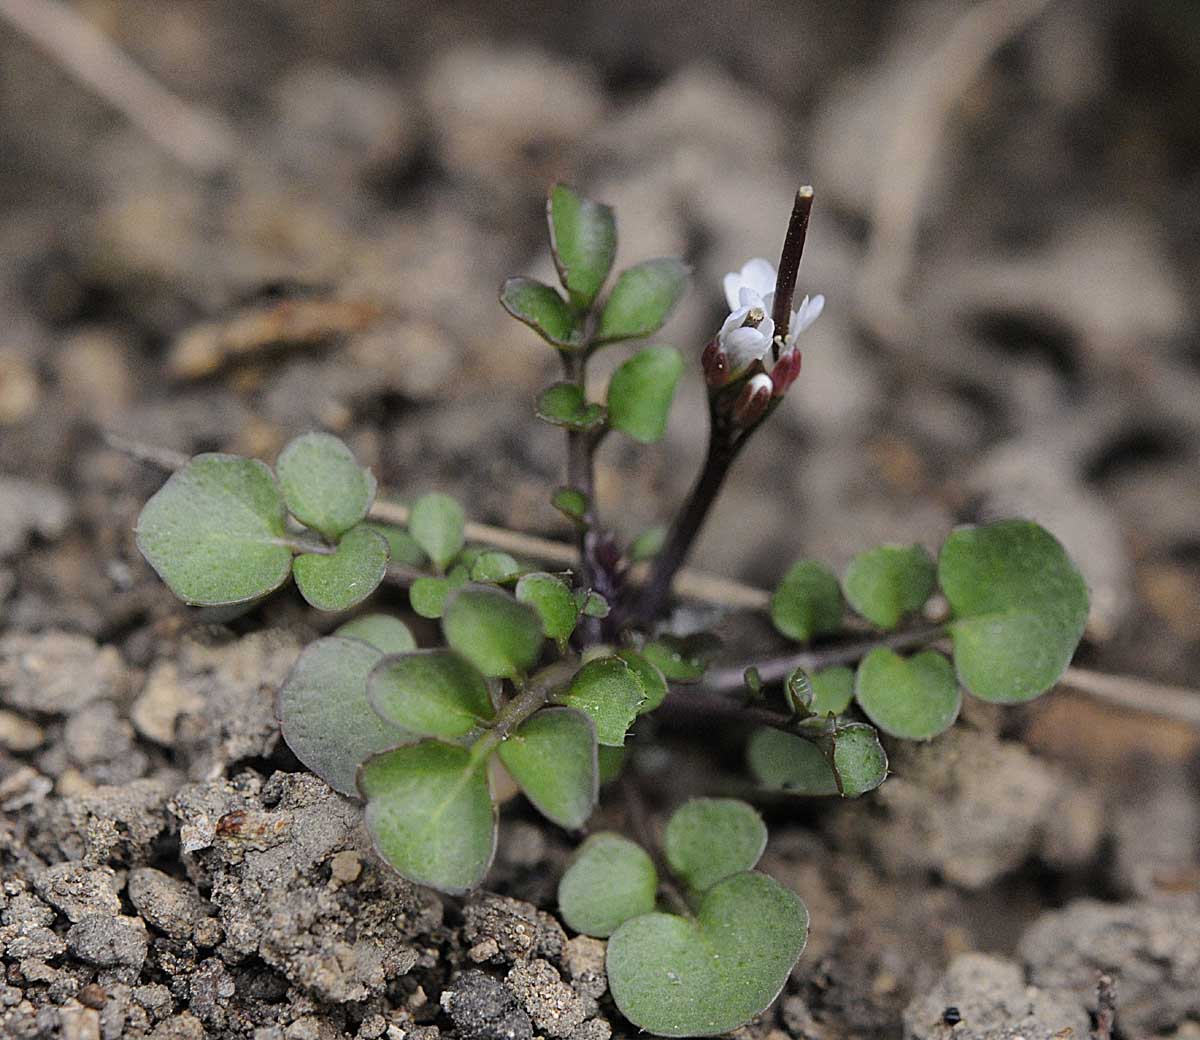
[{"x1": 2, "y1": 2, "x2": 1199, "y2": 1038}]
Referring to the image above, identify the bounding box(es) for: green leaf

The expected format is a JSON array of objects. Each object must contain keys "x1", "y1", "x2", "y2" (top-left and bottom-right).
[
  {"x1": 746, "y1": 728, "x2": 839, "y2": 796},
  {"x1": 558, "y1": 656, "x2": 646, "y2": 746},
  {"x1": 335, "y1": 614, "x2": 417, "y2": 654},
  {"x1": 664, "y1": 799, "x2": 766, "y2": 893},
  {"x1": 640, "y1": 633, "x2": 718, "y2": 683},
  {"x1": 558, "y1": 832, "x2": 657, "y2": 938},
  {"x1": 470, "y1": 551, "x2": 521, "y2": 583},
  {"x1": 843, "y1": 543, "x2": 936, "y2": 629},
  {"x1": 409, "y1": 566, "x2": 468, "y2": 619},
  {"x1": 442, "y1": 584, "x2": 545, "y2": 680},
  {"x1": 135, "y1": 453, "x2": 292, "y2": 606},
  {"x1": 596, "y1": 258, "x2": 689, "y2": 344},
  {"x1": 938, "y1": 520, "x2": 1088, "y2": 703},
  {"x1": 516, "y1": 572, "x2": 580, "y2": 646},
  {"x1": 606, "y1": 345, "x2": 683, "y2": 444},
  {"x1": 606, "y1": 872, "x2": 809, "y2": 1037},
  {"x1": 617, "y1": 650, "x2": 668, "y2": 714},
  {"x1": 576, "y1": 589, "x2": 610, "y2": 618},
  {"x1": 548, "y1": 183, "x2": 616, "y2": 310},
  {"x1": 369, "y1": 649, "x2": 494, "y2": 740},
  {"x1": 809, "y1": 665, "x2": 855, "y2": 717},
  {"x1": 498, "y1": 707, "x2": 598, "y2": 830},
  {"x1": 628, "y1": 526, "x2": 666, "y2": 563},
  {"x1": 277, "y1": 636, "x2": 413, "y2": 797},
  {"x1": 550, "y1": 486, "x2": 590, "y2": 525},
  {"x1": 276, "y1": 432, "x2": 376, "y2": 539},
  {"x1": 363, "y1": 521, "x2": 428, "y2": 568},
  {"x1": 597, "y1": 744, "x2": 626, "y2": 785},
  {"x1": 770, "y1": 560, "x2": 844, "y2": 642},
  {"x1": 855, "y1": 648, "x2": 960, "y2": 740},
  {"x1": 359, "y1": 741, "x2": 495, "y2": 893},
  {"x1": 408, "y1": 493, "x2": 466, "y2": 572},
  {"x1": 500, "y1": 277, "x2": 578, "y2": 348},
  {"x1": 293, "y1": 525, "x2": 389, "y2": 612},
  {"x1": 536, "y1": 383, "x2": 606, "y2": 431},
  {"x1": 832, "y1": 723, "x2": 888, "y2": 797}
]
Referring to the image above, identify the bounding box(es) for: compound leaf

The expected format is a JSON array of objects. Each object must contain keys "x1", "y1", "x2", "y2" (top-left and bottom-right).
[
  {"x1": 770, "y1": 560, "x2": 843, "y2": 642},
  {"x1": 409, "y1": 566, "x2": 469, "y2": 620},
  {"x1": 359, "y1": 741, "x2": 496, "y2": 893},
  {"x1": 408, "y1": 493, "x2": 466, "y2": 572},
  {"x1": 516, "y1": 572, "x2": 580, "y2": 646},
  {"x1": 135, "y1": 454, "x2": 292, "y2": 606},
  {"x1": 855, "y1": 648, "x2": 960, "y2": 740},
  {"x1": 607, "y1": 345, "x2": 683, "y2": 444},
  {"x1": 809, "y1": 666, "x2": 855, "y2": 717},
  {"x1": 335, "y1": 614, "x2": 417, "y2": 655},
  {"x1": 276, "y1": 432, "x2": 376, "y2": 539},
  {"x1": 557, "y1": 656, "x2": 646, "y2": 746},
  {"x1": 640, "y1": 633, "x2": 719, "y2": 683},
  {"x1": 369, "y1": 649, "x2": 494, "y2": 740},
  {"x1": 664, "y1": 799, "x2": 767, "y2": 893},
  {"x1": 596, "y1": 258, "x2": 689, "y2": 344},
  {"x1": 617, "y1": 649, "x2": 668, "y2": 714},
  {"x1": 831, "y1": 723, "x2": 888, "y2": 797},
  {"x1": 842, "y1": 543, "x2": 935, "y2": 630},
  {"x1": 498, "y1": 707, "x2": 598, "y2": 830},
  {"x1": 470, "y1": 551, "x2": 521, "y2": 583},
  {"x1": 558, "y1": 832, "x2": 657, "y2": 938},
  {"x1": 550, "y1": 486, "x2": 589, "y2": 525},
  {"x1": 746, "y1": 728, "x2": 839, "y2": 796},
  {"x1": 442, "y1": 584, "x2": 544, "y2": 680},
  {"x1": 938, "y1": 520, "x2": 1089, "y2": 702},
  {"x1": 363, "y1": 521, "x2": 428, "y2": 568},
  {"x1": 536, "y1": 383, "x2": 606, "y2": 431},
  {"x1": 277, "y1": 636, "x2": 412, "y2": 797},
  {"x1": 548, "y1": 183, "x2": 616, "y2": 310},
  {"x1": 500, "y1": 277, "x2": 579, "y2": 348},
  {"x1": 293, "y1": 525, "x2": 389, "y2": 612},
  {"x1": 606, "y1": 872, "x2": 808, "y2": 1037}
]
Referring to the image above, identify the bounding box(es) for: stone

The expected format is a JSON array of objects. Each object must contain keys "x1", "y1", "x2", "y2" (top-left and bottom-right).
[
  {"x1": 0, "y1": 632, "x2": 126, "y2": 714},
  {"x1": 440, "y1": 969, "x2": 533, "y2": 1040},
  {"x1": 66, "y1": 914, "x2": 149, "y2": 970},
  {"x1": 0, "y1": 709, "x2": 44, "y2": 752},
  {"x1": 1019, "y1": 895, "x2": 1200, "y2": 1036},
  {"x1": 127, "y1": 868, "x2": 212, "y2": 941},
  {"x1": 505, "y1": 960, "x2": 586, "y2": 1039},
  {"x1": 903, "y1": 953, "x2": 1088, "y2": 1040},
  {"x1": 34, "y1": 863, "x2": 122, "y2": 923},
  {"x1": 131, "y1": 662, "x2": 203, "y2": 746},
  {"x1": 462, "y1": 894, "x2": 565, "y2": 965}
]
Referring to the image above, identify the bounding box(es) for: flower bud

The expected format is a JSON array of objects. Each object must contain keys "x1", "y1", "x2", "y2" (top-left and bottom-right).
[
  {"x1": 731, "y1": 373, "x2": 773, "y2": 427},
  {"x1": 769, "y1": 348, "x2": 802, "y2": 397},
  {"x1": 701, "y1": 338, "x2": 730, "y2": 388}
]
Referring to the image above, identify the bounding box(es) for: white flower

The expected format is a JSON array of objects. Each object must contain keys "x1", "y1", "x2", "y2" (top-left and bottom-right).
[
  {"x1": 715, "y1": 258, "x2": 825, "y2": 380},
  {"x1": 783, "y1": 293, "x2": 825, "y2": 348},
  {"x1": 718, "y1": 258, "x2": 778, "y2": 374},
  {"x1": 723, "y1": 258, "x2": 778, "y2": 313}
]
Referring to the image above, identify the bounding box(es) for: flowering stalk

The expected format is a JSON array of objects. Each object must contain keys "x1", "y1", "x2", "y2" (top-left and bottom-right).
[{"x1": 622, "y1": 189, "x2": 821, "y2": 630}]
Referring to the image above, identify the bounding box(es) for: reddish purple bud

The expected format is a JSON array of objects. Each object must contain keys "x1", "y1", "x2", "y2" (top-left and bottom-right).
[
  {"x1": 769, "y1": 348, "x2": 802, "y2": 397},
  {"x1": 732, "y1": 374, "x2": 773, "y2": 427},
  {"x1": 702, "y1": 338, "x2": 730, "y2": 388}
]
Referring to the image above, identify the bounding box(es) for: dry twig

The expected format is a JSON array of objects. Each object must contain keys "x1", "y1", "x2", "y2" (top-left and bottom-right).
[
  {"x1": 106, "y1": 430, "x2": 1200, "y2": 727},
  {"x1": 0, "y1": 0, "x2": 238, "y2": 174}
]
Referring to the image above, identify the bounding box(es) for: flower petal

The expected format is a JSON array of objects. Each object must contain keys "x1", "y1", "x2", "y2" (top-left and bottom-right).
[
  {"x1": 723, "y1": 272, "x2": 743, "y2": 311},
  {"x1": 720, "y1": 305, "x2": 751, "y2": 336},
  {"x1": 721, "y1": 327, "x2": 770, "y2": 372},
  {"x1": 740, "y1": 258, "x2": 778, "y2": 299}
]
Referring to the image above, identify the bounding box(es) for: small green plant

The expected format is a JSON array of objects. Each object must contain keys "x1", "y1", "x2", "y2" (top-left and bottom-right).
[{"x1": 134, "y1": 183, "x2": 1088, "y2": 1036}]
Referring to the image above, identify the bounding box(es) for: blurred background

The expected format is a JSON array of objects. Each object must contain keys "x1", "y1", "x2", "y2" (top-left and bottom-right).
[{"x1": 1, "y1": 0, "x2": 1198, "y2": 691}]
